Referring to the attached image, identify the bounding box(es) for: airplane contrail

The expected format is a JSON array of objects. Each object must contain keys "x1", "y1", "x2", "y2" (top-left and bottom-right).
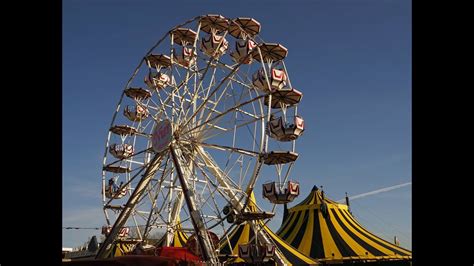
[{"x1": 337, "y1": 182, "x2": 411, "y2": 202}]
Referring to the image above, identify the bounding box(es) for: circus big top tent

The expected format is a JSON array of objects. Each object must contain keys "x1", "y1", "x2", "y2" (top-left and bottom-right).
[{"x1": 276, "y1": 185, "x2": 412, "y2": 265}]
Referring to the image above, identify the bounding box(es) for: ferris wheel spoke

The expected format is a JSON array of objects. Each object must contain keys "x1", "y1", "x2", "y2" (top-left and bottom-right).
[
  {"x1": 103, "y1": 160, "x2": 153, "y2": 208},
  {"x1": 150, "y1": 92, "x2": 173, "y2": 121},
  {"x1": 183, "y1": 94, "x2": 266, "y2": 137},
  {"x1": 175, "y1": 73, "x2": 202, "y2": 125},
  {"x1": 198, "y1": 111, "x2": 276, "y2": 142},
  {"x1": 196, "y1": 109, "x2": 265, "y2": 150},
  {"x1": 143, "y1": 156, "x2": 172, "y2": 206},
  {"x1": 131, "y1": 213, "x2": 144, "y2": 240},
  {"x1": 180, "y1": 55, "x2": 249, "y2": 131},
  {"x1": 177, "y1": 56, "x2": 219, "y2": 123},
  {"x1": 195, "y1": 147, "x2": 249, "y2": 209},
  {"x1": 199, "y1": 81, "x2": 252, "y2": 128},
  {"x1": 169, "y1": 68, "x2": 188, "y2": 122},
  {"x1": 183, "y1": 66, "x2": 241, "y2": 130},
  {"x1": 239, "y1": 156, "x2": 255, "y2": 190},
  {"x1": 231, "y1": 79, "x2": 258, "y2": 120},
  {"x1": 194, "y1": 154, "x2": 241, "y2": 197},
  {"x1": 198, "y1": 142, "x2": 259, "y2": 158},
  {"x1": 191, "y1": 156, "x2": 242, "y2": 208},
  {"x1": 104, "y1": 148, "x2": 153, "y2": 168},
  {"x1": 137, "y1": 119, "x2": 155, "y2": 137},
  {"x1": 195, "y1": 80, "x2": 233, "y2": 129},
  {"x1": 196, "y1": 77, "x2": 243, "y2": 128},
  {"x1": 229, "y1": 77, "x2": 261, "y2": 150},
  {"x1": 136, "y1": 183, "x2": 164, "y2": 211},
  {"x1": 204, "y1": 181, "x2": 230, "y2": 236},
  {"x1": 143, "y1": 172, "x2": 178, "y2": 237},
  {"x1": 150, "y1": 71, "x2": 200, "y2": 124},
  {"x1": 211, "y1": 60, "x2": 254, "y2": 91},
  {"x1": 202, "y1": 183, "x2": 223, "y2": 219},
  {"x1": 185, "y1": 67, "x2": 220, "y2": 126}
]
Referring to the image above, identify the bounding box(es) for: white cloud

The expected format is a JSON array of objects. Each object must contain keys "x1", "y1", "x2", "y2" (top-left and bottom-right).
[{"x1": 337, "y1": 182, "x2": 411, "y2": 202}]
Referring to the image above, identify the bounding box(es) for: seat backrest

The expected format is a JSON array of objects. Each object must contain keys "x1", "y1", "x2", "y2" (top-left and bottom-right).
[
  {"x1": 262, "y1": 183, "x2": 275, "y2": 196},
  {"x1": 295, "y1": 116, "x2": 304, "y2": 130},
  {"x1": 271, "y1": 69, "x2": 286, "y2": 81}
]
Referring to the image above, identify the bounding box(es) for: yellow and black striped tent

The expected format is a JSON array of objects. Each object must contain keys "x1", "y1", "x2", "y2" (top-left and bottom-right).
[
  {"x1": 170, "y1": 219, "x2": 189, "y2": 247},
  {"x1": 103, "y1": 240, "x2": 137, "y2": 258},
  {"x1": 277, "y1": 186, "x2": 412, "y2": 264},
  {"x1": 219, "y1": 192, "x2": 318, "y2": 265},
  {"x1": 156, "y1": 219, "x2": 189, "y2": 247}
]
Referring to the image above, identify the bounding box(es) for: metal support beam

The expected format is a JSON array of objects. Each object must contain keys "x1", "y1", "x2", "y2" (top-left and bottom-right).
[
  {"x1": 197, "y1": 147, "x2": 286, "y2": 265},
  {"x1": 167, "y1": 190, "x2": 184, "y2": 245},
  {"x1": 169, "y1": 143, "x2": 218, "y2": 263},
  {"x1": 96, "y1": 153, "x2": 163, "y2": 259}
]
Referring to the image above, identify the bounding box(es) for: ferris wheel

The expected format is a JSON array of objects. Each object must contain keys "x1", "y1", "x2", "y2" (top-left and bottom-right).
[{"x1": 97, "y1": 14, "x2": 306, "y2": 263}]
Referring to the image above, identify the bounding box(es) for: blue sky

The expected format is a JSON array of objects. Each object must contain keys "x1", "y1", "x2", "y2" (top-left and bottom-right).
[{"x1": 63, "y1": 0, "x2": 411, "y2": 249}]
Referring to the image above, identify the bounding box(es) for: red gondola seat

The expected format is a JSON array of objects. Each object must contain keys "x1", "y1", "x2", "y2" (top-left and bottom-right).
[
  {"x1": 200, "y1": 32, "x2": 229, "y2": 57},
  {"x1": 230, "y1": 38, "x2": 257, "y2": 64},
  {"x1": 144, "y1": 72, "x2": 170, "y2": 90},
  {"x1": 124, "y1": 105, "x2": 149, "y2": 122},
  {"x1": 266, "y1": 115, "x2": 305, "y2": 141},
  {"x1": 252, "y1": 68, "x2": 287, "y2": 92},
  {"x1": 262, "y1": 181, "x2": 299, "y2": 204}
]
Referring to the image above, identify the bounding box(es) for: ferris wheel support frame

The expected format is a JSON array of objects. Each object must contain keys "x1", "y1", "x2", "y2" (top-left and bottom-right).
[
  {"x1": 169, "y1": 143, "x2": 219, "y2": 263},
  {"x1": 197, "y1": 147, "x2": 287, "y2": 265},
  {"x1": 96, "y1": 152, "x2": 164, "y2": 259}
]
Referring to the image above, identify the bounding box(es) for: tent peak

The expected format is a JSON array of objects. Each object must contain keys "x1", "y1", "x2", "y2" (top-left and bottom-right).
[{"x1": 311, "y1": 185, "x2": 318, "y2": 191}]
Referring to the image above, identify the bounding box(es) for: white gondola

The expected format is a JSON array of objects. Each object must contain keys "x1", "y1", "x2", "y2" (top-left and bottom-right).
[
  {"x1": 173, "y1": 46, "x2": 196, "y2": 67},
  {"x1": 101, "y1": 225, "x2": 110, "y2": 235},
  {"x1": 200, "y1": 32, "x2": 229, "y2": 57},
  {"x1": 230, "y1": 38, "x2": 257, "y2": 64},
  {"x1": 108, "y1": 143, "x2": 134, "y2": 159},
  {"x1": 199, "y1": 15, "x2": 230, "y2": 57},
  {"x1": 103, "y1": 165, "x2": 131, "y2": 173},
  {"x1": 266, "y1": 115, "x2": 305, "y2": 141},
  {"x1": 170, "y1": 28, "x2": 197, "y2": 45},
  {"x1": 262, "y1": 181, "x2": 300, "y2": 204},
  {"x1": 250, "y1": 43, "x2": 288, "y2": 63},
  {"x1": 104, "y1": 186, "x2": 127, "y2": 199},
  {"x1": 238, "y1": 243, "x2": 275, "y2": 263},
  {"x1": 109, "y1": 125, "x2": 137, "y2": 136},
  {"x1": 144, "y1": 72, "x2": 170, "y2": 90},
  {"x1": 124, "y1": 87, "x2": 152, "y2": 101},
  {"x1": 101, "y1": 226, "x2": 130, "y2": 237},
  {"x1": 262, "y1": 151, "x2": 298, "y2": 165},
  {"x1": 170, "y1": 28, "x2": 198, "y2": 67},
  {"x1": 264, "y1": 88, "x2": 303, "y2": 108},
  {"x1": 227, "y1": 211, "x2": 275, "y2": 224},
  {"x1": 224, "y1": 205, "x2": 274, "y2": 224},
  {"x1": 228, "y1": 17, "x2": 261, "y2": 39},
  {"x1": 123, "y1": 105, "x2": 149, "y2": 122},
  {"x1": 199, "y1": 14, "x2": 229, "y2": 34},
  {"x1": 145, "y1": 54, "x2": 171, "y2": 70},
  {"x1": 102, "y1": 165, "x2": 132, "y2": 174},
  {"x1": 252, "y1": 68, "x2": 287, "y2": 92}
]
